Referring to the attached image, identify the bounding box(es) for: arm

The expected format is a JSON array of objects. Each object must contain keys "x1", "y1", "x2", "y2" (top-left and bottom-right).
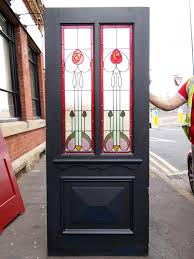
[{"x1": 149, "y1": 93, "x2": 186, "y2": 111}]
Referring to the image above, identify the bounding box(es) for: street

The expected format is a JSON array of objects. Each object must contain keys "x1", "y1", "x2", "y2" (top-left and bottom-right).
[
  {"x1": 1, "y1": 114, "x2": 194, "y2": 258},
  {"x1": 1, "y1": 153, "x2": 194, "y2": 259},
  {"x1": 150, "y1": 127, "x2": 190, "y2": 171},
  {"x1": 150, "y1": 114, "x2": 194, "y2": 203}
]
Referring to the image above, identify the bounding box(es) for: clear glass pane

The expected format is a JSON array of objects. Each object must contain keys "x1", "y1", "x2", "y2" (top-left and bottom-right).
[
  {"x1": 28, "y1": 47, "x2": 33, "y2": 61},
  {"x1": 0, "y1": 91, "x2": 14, "y2": 118},
  {"x1": 0, "y1": 35, "x2": 13, "y2": 92},
  {"x1": 65, "y1": 110, "x2": 91, "y2": 133},
  {"x1": 30, "y1": 62, "x2": 36, "y2": 98},
  {"x1": 101, "y1": 25, "x2": 132, "y2": 153},
  {"x1": 103, "y1": 27, "x2": 130, "y2": 49},
  {"x1": 63, "y1": 28, "x2": 91, "y2": 50},
  {"x1": 32, "y1": 99, "x2": 38, "y2": 117},
  {"x1": 0, "y1": 14, "x2": 8, "y2": 35},
  {"x1": 63, "y1": 26, "x2": 93, "y2": 153}
]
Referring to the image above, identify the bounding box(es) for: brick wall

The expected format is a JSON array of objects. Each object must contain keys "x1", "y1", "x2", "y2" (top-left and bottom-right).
[
  {"x1": 37, "y1": 53, "x2": 46, "y2": 120},
  {"x1": 0, "y1": 2, "x2": 46, "y2": 173},
  {"x1": 15, "y1": 26, "x2": 33, "y2": 120},
  {"x1": 5, "y1": 127, "x2": 46, "y2": 162},
  {"x1": 3, "y1": 24, "x2": 46, "y2": 163}
]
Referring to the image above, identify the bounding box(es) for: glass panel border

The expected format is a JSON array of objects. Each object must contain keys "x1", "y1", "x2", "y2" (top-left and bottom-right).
[
  {"x1": 100, "y1": 24, "x2": 133, "y2": 154},
  {"x1": 61, "y1": 25, "x2": 94, "y2": 154}
]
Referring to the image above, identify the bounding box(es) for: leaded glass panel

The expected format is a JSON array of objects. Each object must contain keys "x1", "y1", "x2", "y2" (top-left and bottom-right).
[
  {"x1": 62, "y1": 25, "x2": 94, "y2": 153},
  {"x1": 101, "y1": 25, "x2": 132, "y2": 153}
]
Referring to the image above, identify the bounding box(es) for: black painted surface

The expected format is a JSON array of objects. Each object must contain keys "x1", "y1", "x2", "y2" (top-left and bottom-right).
[{"x1": 45, "y1": 7, "x2": 149, "y2": 256}]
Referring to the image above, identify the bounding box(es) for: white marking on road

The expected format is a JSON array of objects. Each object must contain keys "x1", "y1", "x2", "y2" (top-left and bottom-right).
[
  {"x1": 150, "y1": 156, "x2": 170, "y2": 174},
  {"x1": 169, "y1": 170, "x2": 188, "y2": 176},
  {"x1": 150, "y1": 156, "x2": 187, "y2": 176},
  {"x1": 150, "y1": 151, "x2": 194, "y2": 203},
  {"x1": 150, "y1": 137, "x2": 176, "y2": 143},
  {"x1": 150, "y1": 151, "x2": 178, "y2": 172}
]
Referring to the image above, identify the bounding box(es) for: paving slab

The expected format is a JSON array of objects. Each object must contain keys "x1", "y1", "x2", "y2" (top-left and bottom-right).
[{"x1": 1, "y1": 156, "x2": 194, "y2": 259}]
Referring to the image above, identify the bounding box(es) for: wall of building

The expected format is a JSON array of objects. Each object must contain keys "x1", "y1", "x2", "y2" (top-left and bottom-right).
[
  {"x1": 5, "y1": 127, "x2": 45, "y2": 161},
  {"x1": 0, "y1": 0, "x2": 46, "y2": 174},
  {"x1": 11, "y1": 0, "x2": 44, "y2": 51}
]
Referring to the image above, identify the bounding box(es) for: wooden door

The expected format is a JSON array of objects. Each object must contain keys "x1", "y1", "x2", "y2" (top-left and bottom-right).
[{"x1": 45, "y1": 7, "x2": 149, "y2": 256}]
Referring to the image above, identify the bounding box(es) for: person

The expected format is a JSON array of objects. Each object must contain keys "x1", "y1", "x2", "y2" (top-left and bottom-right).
[{"x1": 150, "y1": 76, "x2": 194, "y2": 170}]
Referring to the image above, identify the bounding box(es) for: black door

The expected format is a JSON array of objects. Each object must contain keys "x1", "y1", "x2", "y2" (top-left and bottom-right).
[{"x1": 45, "y1": 7, "x2": 149, "y2": 256}]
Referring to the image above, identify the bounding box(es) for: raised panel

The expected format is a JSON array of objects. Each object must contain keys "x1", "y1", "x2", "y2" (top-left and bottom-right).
[{"x1": 60, "y1": 177, "x2": 134, "y2": 234}]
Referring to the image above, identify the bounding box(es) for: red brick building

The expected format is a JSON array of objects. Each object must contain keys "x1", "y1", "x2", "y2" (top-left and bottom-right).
[{"x1": 0, "y1": 0, "x2": 46, "y2": 174}]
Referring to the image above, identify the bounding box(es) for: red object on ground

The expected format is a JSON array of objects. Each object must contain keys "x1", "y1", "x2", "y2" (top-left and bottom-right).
[{"x1": 0, "y1": 129, "x2": 25, "y2": 234}]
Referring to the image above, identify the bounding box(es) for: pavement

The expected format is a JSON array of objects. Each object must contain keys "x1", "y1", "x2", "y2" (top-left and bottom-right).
[{"x1": 1, "y1": 154, "x2": 194, "y2": 259}]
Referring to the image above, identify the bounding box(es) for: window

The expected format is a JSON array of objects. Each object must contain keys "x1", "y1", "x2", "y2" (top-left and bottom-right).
[
  {"x1": 62, "y1": 25, "x2": 94, "y2": 153},
  {"x1": 100, "y1": 25, "x2": 133, "y2": 153},
  {"x1": 61, "y1": 24, "x2": 133, "y2": 154},
  {"x1": 29, "y1": 47, "x2": 41, "y2": 117},
  {"x1": 0, "y1": 13, "x2": 20, "y2": 120}
]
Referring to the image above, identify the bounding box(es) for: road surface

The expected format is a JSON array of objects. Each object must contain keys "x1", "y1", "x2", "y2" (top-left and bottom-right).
[
  {"x1": 149, "y1": 118, "x2": 193, "y2": 201},
  {"x1": 150, "y1": 127, "x2": 190, "y2": 171}
]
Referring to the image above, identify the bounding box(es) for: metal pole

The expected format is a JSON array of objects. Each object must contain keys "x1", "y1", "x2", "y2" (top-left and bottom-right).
[{"x1": 189, "y1": 0, "x2": 194, "y2": 75}]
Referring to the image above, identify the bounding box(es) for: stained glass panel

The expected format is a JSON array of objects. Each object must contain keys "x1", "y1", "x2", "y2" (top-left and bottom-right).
[
  {"x1": 62, "y1": 26, "x2": 94, "y2": 153},
  {"x1": 101, "y1": 25, "x2": 132, "y2": 153}
]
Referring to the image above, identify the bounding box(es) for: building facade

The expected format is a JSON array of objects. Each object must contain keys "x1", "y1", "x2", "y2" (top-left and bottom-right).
[{"x1": 0, "y1": 0, "x2": 45, "y2": 174}]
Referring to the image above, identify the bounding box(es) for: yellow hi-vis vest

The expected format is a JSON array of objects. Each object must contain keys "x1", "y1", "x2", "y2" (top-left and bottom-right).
[{"x1": 182, "y1": 76, "x2": 194, "y2": 142}]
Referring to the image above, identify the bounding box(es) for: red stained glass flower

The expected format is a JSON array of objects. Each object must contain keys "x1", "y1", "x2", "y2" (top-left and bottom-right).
[
  {"x1": 110, "y1": 49, "x2": 122, "y2": 64},
  {"x1": 72, "y1": 49, "x2": 84, "y2": 65}
]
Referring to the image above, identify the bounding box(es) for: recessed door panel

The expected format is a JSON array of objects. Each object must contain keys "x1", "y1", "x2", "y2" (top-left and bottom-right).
[{"x1": 60, "y1": 177, "x2": 133, "y2": 233}]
